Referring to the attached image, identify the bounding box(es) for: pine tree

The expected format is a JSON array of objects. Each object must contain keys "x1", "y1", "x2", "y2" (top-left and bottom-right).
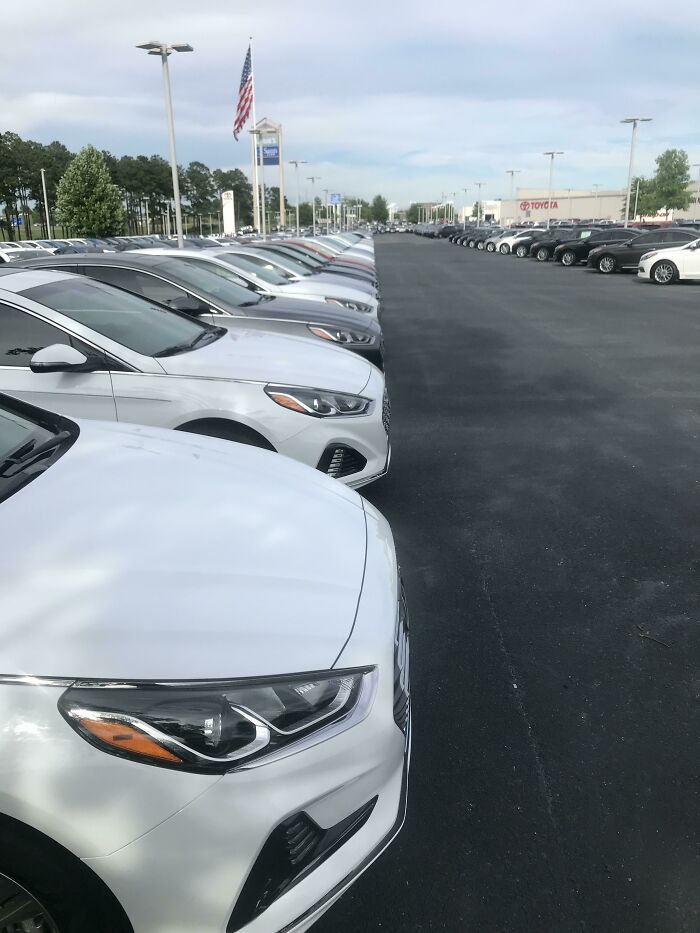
[{"x1": 56, "y1": 144, "x2": 125, "y2": 236}]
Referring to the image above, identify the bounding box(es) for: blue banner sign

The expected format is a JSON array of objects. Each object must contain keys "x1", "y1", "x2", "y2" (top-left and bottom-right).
[
  {"x1": 258, "y1": 144, "x2": 279, "y2": 166},
  {"x1": 330, "y1": 192, "x2": 342, "y2": 205}
]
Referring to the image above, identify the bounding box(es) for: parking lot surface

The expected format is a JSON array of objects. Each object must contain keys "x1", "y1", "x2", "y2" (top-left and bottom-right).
[{"x1": 315, "y1": 234, "x2": 700, "y2": 933}]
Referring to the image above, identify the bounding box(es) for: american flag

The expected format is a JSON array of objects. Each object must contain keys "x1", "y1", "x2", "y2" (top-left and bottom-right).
[{"x1": 233, "y1": 45, "x2": 253, "y2": 140}]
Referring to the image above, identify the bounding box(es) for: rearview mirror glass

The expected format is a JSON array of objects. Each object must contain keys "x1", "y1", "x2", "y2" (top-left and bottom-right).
[{"x1": 168, "y1": 295, "x2": 211, "y2": 315}]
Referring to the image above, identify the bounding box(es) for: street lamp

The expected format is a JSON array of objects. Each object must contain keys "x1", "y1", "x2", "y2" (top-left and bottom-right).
[
  {"x1": 506, "y1": 169, "x2": 521, "y2": 200},
  {"x1": 592, "y1": 183, "x2": 601, "y2": 221},
  {"x1": 621, "y1": 117, "x2": 652, "y2": 228},
  {"x1": 543, "y1": 151, "x2": 564, "y2": 229},
  {"x1": 692, "y1": 163, "x2": 700, "y2": 222},
  {"x1": 474, "y1": 182, "x2": 484, "y2": 227},
  {"x1": 461, "y1": 187, "x2": 470, "y2": 225},
  {"x1": 288, "y1": 160, "x2": 308, "y2": 235},
  {"x1": 307, "y1": 175, "x2": 321, "y2": 235},
  {"x1": 136, "y1": 41, "x2": 193, "y2": 249}
]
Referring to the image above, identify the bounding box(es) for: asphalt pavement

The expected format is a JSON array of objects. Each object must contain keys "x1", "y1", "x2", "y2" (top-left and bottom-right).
[{"x1": 314, "y1": 234, "x2": 700, "y2": 933}]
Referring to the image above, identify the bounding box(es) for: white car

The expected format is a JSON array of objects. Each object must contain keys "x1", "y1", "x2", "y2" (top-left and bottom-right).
[
  {"x1": 637, "y1": 237, "x2": 700, "y2": 284},
  {"x1": 0, "y1": 392, "x2": 409, "y2": 933},
  {"x1": 140, "y1": 248, "x2": 380, "y2": 317},
  {"x1": 0, "y1": 268, "x2": 390, "y2": 487},
  {"x1": 496, "y1": 228, "x2": 543, "y2": 255}
]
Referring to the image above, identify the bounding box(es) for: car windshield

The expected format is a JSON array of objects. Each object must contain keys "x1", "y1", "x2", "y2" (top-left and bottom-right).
[
  {"x1": 272, "y1": 246, "x2": 324, "y2": 268},
  {"x1": 214, "y1": 252, "x2": 290, "y2": 285},
  {"x1": 160, "y1": 257, "x2": 263, "y2": 305},
  {"x1": 20, "y1": 276, "x2": 219, "y2": 357}
]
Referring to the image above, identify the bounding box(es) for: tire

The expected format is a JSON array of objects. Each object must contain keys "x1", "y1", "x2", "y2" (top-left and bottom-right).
[
  {"x1": 477, "y1": 241, "x2": 484, "y2": 250},
  {"x1": 597, "y1": 255, "x2": 617, "y2": 274},
  {"x1": 561, "y1": 250, "x2": 577, "y2": 266},
  {"x1": 486, "y1": 242, "x2": 495, "y2": 252},
  {"x1": 468, "y1": 239, "x2": 476, "y2": 248},
  {"x1": 651, "y1": 260, "x2": 678, "y2": 285},
  {"x1": 536, "y1": 247, "x2": 550, "y2": 262},
  {"x1": 176, "y1": 419, "x2": 276, "y2": 451},
  {"x1": 0, "y1": 817, "x2": 133, "y2": 933},
  {"x1": 499, "y1": 243, "x2": 510, "y2": 254},
  {"x1": 515, "y1": 244, "x2": 528, "y2": 258}
]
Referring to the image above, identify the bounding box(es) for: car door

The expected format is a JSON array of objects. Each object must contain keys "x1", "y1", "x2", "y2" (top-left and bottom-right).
[{"x1": 0, "y1": 302, "x2": 117, "y2": 419}]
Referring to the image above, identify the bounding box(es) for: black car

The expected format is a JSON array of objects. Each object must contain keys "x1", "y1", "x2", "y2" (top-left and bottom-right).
[
  {"x1": 472, "y1": 227, "x2": 505, "y2": 250},
  {"x1": 453, "y1": 227, "x2": 477, "y2": 245},
  {"x1": 14, "y1": 253, "x2": 384, "y2": 368},
  {"x1": 528, "y1": 227, "x2": 589, "y2": 261},
  {"x1": 437, "y1": 224, "x2": 458, "y2": 239},
  {"x1": 463, "y1": 226, "x2": 497, "y2": 249},
  {"x1": 510, "y1": 228, "x2": 568, "y2": 258},
  {"x1": 586, "y1": 227, "x2": 700, "y2": 274},
  {"x1": 553, "y1": 227, "x2": 641, "y2": 266}
]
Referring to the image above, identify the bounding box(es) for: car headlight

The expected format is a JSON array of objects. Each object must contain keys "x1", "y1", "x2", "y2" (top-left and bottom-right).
[
  {"x1": 640, "y1": 251, "x2": 657, "y2": 262},
  {"x1": 265, "y1": 384, "x2": 371, "y2": 417},
  {"x1": 325, "y1": 297, "x2": 373, "y2": 313},
  {"x1": 58, "y1": 667, "x2": 374, "y2": 773},
  {"x1": 307, "y1": 324, "x2": 374, "y2": 346}
]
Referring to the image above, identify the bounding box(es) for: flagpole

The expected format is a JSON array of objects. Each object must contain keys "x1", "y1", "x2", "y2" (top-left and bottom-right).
[{"x1": 249, "y1": 36, "x2": 261, "y2": 233}]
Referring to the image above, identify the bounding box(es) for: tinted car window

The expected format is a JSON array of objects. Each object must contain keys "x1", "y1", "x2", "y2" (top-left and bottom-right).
[
  {"x1": 160, "y1": 259, "x2": 261, "y2": 306},
  {"x1": 0, "y1": 304, "x2": 72, "y2": 366},
  {"x1": 19, "y1": 277, "x2": 211, "y2": 357},
  {"x1": 669, "y1": 230, "x2": 697, "y2": 241},
  {"x1": 633, "y1": 233, "x2": 658, "y2": 244},
  {"x1": 83, "y1": 266, "x2": 191, "y2": 305}
]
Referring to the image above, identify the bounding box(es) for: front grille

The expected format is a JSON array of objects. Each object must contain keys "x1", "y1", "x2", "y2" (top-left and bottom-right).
[
  {"x1": 382, "y1": 389, "x2": 391, "y2": 435},
  {"x1": 393, "y1": 579, "x2": 410, "y2": 734},
  {"x1": 317, "y1": 445, "x2": 367, "y2": 479},
  {"x1": 227, "y1": 799, "x2": 377, "y2": 932}
]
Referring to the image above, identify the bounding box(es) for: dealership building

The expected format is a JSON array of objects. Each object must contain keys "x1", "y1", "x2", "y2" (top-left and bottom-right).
[{"x1": 460, "y1": 185, "x2": 700, "y2": 225}]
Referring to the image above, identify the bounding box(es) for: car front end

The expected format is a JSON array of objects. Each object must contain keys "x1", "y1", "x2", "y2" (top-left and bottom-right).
[{"x1": 0, "y1": 408, "x2": 409, "y2": 933}]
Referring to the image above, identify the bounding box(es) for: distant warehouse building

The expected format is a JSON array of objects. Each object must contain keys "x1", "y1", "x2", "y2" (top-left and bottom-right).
[{"x1": 461, "y1": 185, "x2": 700, "y2": 226}]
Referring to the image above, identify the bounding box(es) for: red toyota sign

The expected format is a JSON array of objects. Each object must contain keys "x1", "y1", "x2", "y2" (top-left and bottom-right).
[{"x1": 520, "y1": 200, "x2": 558, "y2": 211}]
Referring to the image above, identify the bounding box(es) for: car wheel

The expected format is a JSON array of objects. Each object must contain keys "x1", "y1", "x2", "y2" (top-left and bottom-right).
[
  {"x1": 477, "y1": 241, "x2": 485, "y2": 250},
  {"x1": 499, "y1": 243, "x2": 509, "y2": 254},
  {"x1": 597, "y1": 255, "x2": 617, "y2": 274},
  {"x1": 177, "y1": 419, "x2": 276, "y2": 450},
  {"x1": 0, "y1": 818, "x2": 133, "y2": 933},
  {"x1": 468, "y1": 239, "x2": 476, "y2": 248},
  {"x1": 651, "y1": 260, "x2": 678, "y2": 285},
  {"x1": 515, "y1": 244, "x2": 528, "y2": 258},
  {"x1": 561, "y1": 250, "x2": 577, "y2": 266},
  {"x1": 486, "y1": 242, "x2": 495, "y2": 252},
  {"x1": 536, "y1": 247, "x2": 549, "y2": 262}
]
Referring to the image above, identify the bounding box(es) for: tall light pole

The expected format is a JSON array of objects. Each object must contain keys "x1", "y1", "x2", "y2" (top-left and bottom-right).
[
  {"x1": 506, "y1": 169, "x2": 521, "y2": 201},
  {"x1": 461, "y1": 187, "x2": 470, "y2": 225},
  {"x1": 474, "y1": 182, "x2": 484, "y2": 227},
  {"x1": 692, "y1": 163, "x2": 700, "y2": 222},
  {"x1": 40, "y1": 167, "x2": 52, "y2": 239},
  {"x1": 288, "y1": 159, "x2": 308, "y2": 235},
  {"x1": 543, "y1": 151, "x2": 564, "y2": 229},
  {"x1": 136, "y1": 41, "x2": 193, "y2": 248},
  {"x1": 621, "y1": 117, "x2": 652, "y2": 228},
  {"x1": 307, "y1": 175, "x2": 321, "y2": 235},
  {"x1": 592, "y1": 183, "x2": 601, "y2": 221}
]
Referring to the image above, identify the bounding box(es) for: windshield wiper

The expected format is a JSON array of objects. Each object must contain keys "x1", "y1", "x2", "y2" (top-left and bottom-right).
[
  {"x1": 0, "y1": 430, "x2": 74, "y2": 477},
  {"x1": 153, "y1": 327, "x2": 225, "y2": 358}
]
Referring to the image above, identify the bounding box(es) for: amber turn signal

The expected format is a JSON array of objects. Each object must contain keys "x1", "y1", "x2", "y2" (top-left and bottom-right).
[{"x1": 79, "y1": 717, "x2": 182, "y2": 764}]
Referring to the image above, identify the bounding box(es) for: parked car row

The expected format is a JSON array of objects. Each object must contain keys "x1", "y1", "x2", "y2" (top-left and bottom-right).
[
  {"x1": 0, "y1": 231, "x2": 410, "y2": 933},
  {"x1": 439, "y1": 221, "x2": 700, "y2": 285}
]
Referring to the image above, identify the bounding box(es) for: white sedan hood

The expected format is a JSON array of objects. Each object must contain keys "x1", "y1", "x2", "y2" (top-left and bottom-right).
[
  {"x1": 156, "y1": 327, "x2": 372, "y2": 395},
  {"x1": 277, "y1": 280, "x2": 378, "y2": 308},
  {"x1": 0, "y1": 422, "x2": 368, "y2": 681}
]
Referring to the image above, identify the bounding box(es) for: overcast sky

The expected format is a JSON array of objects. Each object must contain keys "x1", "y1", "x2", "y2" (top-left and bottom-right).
[{"x1": 3, "y1": 0, "x2": 700, "y2": 208}]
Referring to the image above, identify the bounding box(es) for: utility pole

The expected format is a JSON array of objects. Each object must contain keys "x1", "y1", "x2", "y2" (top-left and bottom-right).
[
  {"x1": 307, "y1": 175, "x2": 321, "y2": 236},
  {"x1": 543, "y1": 151, "x2": 564, "y2": 229},
  {"x1": 506, "y1": 169, "x2": 521, "y2": 201},
  {"x1": 288, "y1": 159, "x2": 308, "y2": 235},
  {"x1": 40, "y1": 168, "x2": 52, "y2": 239},
  {"x1": 474, "y1": 182, "x2": 484, "y2": 227},
  {"x1": 592, "y1": 183, "x2": 601, "y2": 221},
  {"x1": 692, "y1": 164, "x2": 700, "y2": 222},
  {"x1": 621, "y1": 117, "x2": 652, "y2": 228}
]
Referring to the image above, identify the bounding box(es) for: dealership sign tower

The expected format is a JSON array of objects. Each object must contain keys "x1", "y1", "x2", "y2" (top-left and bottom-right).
[{"x1": 250, "y1": 117, "x2": 286, "y2": 232}]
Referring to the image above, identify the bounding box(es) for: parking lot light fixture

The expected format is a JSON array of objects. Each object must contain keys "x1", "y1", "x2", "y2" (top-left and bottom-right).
[
  {"x1": 288, "y1": 160, "x2": 308, "y2": 235},
  {"x1": 621, "y1": 118, "x2": 652, "y2": 228},
  {"x1": 307, "y1": 175, "x2": 321, "y2": 235},
  {"x1": 692, "y1": 164, "x2": 700, "y2": 222},
  {"x1": 543, "y1": 152, "x2": 564, "y2": 229},
  {"x1": 592, "y1": 183, "x2": 601, "y2": 221},
  {"x1": 506, "y1": 170, "x2": 521, "y2": 201},
  {"x1": 136, "y1": 41, "x2": 193, "y2": 248}
]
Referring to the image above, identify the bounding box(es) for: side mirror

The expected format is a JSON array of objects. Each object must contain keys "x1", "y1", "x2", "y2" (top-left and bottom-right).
[
  {"x1": 30, "y1": 344, "x2": 90, "y2": 373},
  {"x1": 168, "y1": 295, "x2": 212, "y2": 315}
]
